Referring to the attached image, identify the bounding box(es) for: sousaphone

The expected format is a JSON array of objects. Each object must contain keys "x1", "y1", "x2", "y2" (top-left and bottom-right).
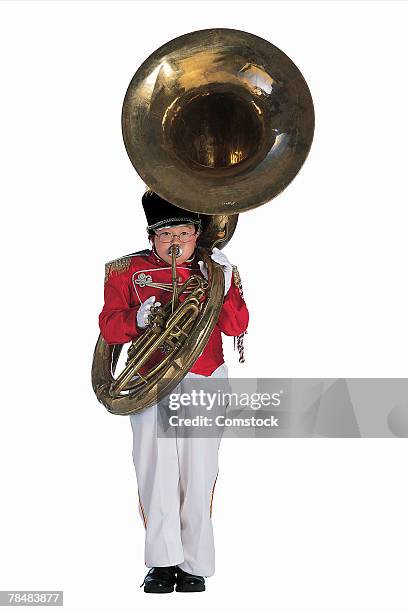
[{"x1": 92, "y1": 27, "x2": 314, "y2": 415}]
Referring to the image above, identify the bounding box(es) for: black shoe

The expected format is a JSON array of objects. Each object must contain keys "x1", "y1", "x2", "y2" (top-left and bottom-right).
[
  {"x1": 175, "y1": 566, "x2": 206, "y2": 592},
  {"x1": 140, "y1": 565, "x2": 177, "y2": 593}
]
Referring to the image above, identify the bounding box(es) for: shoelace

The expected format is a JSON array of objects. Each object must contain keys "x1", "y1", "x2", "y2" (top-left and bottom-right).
[
  {"x1": 176, "y1": 568, "x2": 205, "y2": 583},
  {"x1": 139, "y1": 566, "x2": 176, "y2": 588}
]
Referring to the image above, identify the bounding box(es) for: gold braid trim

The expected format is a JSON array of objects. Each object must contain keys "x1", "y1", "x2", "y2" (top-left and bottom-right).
[
  {"x1": 232, "y1": 265, "x2": 241, "y2": 289},
  {"x1": 232, "y1": 265, "x2": 246, "y2": 363},
  {"x1": 104, "y1": 256, "x2": 132, "y2": 284}
]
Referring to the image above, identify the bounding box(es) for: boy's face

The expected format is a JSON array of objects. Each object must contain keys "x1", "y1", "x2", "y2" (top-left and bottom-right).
[{"x1": 152, "y1": 224, "x2": 200, "y2": 264}]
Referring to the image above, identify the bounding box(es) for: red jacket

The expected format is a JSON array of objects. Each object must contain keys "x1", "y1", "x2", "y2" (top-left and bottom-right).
[{"x1": 98, "y1": 248, "x2": 249, "y2": 376}]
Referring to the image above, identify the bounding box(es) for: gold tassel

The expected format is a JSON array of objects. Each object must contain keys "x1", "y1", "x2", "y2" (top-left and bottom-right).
[
  {"x1": 232, "y1": 265, "x2": 246, "y2": 363},
  {"x1": 232, "y1": 265, "x2": 241, "y2": 289}
]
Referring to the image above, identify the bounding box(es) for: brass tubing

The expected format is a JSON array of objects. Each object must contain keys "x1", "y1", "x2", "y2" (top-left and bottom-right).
[{"x1": 171, "y1": 245, "x2": 179, "y2": 314}]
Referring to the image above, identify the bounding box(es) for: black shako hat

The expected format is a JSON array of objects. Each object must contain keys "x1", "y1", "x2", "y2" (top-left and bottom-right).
[{"x1": 142, "y1": 190, "x2": 201, "y2": 232}]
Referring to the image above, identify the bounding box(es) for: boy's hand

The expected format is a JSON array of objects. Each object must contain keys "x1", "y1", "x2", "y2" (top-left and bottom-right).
[
  {"x1": 198, "y1": 247, "x2": 233, "y2": 296},
  {"x1": 136, "y1": 295, "x2": 162, "y2": 329}
]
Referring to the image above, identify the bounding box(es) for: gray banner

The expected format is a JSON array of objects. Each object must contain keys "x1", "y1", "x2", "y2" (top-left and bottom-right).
[
  {"x1": 156, "y1": 378, "x2": 408, "y2": 438},
  {"x1": 0, "y1": 592, "x2": 63, "y2": 606}
]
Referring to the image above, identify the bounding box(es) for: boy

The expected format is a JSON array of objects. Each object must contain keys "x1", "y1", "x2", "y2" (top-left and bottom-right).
[{"x1": 98, "y1": 190, "x2": 249, "y2": 592}]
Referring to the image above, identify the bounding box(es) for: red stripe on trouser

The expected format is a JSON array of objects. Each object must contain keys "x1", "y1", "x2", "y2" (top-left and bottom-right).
[
  {"x1": 210, "y1": 472, "x2": 219, "y2": 518},
  {"x1": 138, "y1": 489, "x2": 147, "y2": 529}
]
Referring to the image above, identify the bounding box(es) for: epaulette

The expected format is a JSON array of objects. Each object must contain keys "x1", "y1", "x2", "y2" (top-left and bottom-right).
[{"x1": 104, "y1": 249, "x2": 150, "y2": 284}]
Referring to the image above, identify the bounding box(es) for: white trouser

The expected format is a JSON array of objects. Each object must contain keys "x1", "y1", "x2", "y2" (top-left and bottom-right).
[{"x1": 129, "y1": 362, "x2": 228, "y2": 578}]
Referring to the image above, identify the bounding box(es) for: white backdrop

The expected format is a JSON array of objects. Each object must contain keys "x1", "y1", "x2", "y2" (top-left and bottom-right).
[{"x1": 0, "y1": 1, "x2": 407, "y2": 611}]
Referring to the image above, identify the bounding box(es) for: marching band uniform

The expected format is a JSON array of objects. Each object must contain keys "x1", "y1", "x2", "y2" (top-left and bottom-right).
[
  {"x1": 99, "y1": 248, "x2": 248, "y2": 375},
  {"x1": 98, "y1": 192, "x2": 249, "y2": 591}
]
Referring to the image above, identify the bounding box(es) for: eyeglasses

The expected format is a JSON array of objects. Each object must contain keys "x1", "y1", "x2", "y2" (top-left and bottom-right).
[{"x1": 155, "y1": 229, "x2": 197, "y2": 243}]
